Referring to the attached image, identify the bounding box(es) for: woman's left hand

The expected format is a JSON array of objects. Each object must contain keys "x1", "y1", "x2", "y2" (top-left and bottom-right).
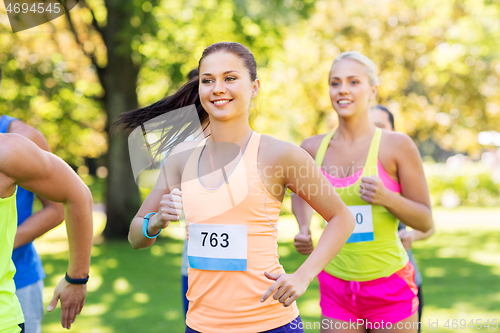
[
  {"x1": 260, "y1": 271, "x2": 310, "y2": 307},
  {"x1": 399, "y1": 229, "x2": 416, "y2": 250},
  {"x1": 360, "y1": 176, "x2": 390, "y2": 206}
]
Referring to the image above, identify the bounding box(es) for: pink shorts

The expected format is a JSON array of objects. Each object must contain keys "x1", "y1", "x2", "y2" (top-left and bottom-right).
[{"x1": 318, "y1": 262, "x2": 419, "y2": 326}]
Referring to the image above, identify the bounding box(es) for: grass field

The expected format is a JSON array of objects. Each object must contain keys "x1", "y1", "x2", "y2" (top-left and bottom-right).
[{"x1": 36, "y1": 207, "x2": 500, "y2": 333}]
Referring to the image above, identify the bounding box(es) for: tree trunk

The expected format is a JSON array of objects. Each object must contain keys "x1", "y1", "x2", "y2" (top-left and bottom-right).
[{"x1": 102, "y1": 0, "x2": 141, "y2": 239}]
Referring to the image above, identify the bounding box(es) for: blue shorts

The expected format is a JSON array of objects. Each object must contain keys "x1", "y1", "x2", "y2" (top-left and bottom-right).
[
  {"x1": 182, "y1": 275, "x2": 188, "y2": 317},
  {"x1": 185, "y1": 316, "x2": 304, "y2": 333}
]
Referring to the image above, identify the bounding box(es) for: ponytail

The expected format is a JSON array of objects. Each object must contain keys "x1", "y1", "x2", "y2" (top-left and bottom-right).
[{"x1": 113, "y1": 76, "x2": 209, "y2": 159}]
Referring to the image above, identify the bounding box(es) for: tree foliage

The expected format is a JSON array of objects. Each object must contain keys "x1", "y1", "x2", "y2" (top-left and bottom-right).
[
  {"x1": 1, "y1": 0, "x2": 498, "y2": 237},
  {"x1": 254, "y1": 0, "x2": 500, "y2": 160},
  {"x1": 2, "y1": 0, "x2": 498, "y2": 160},
  {"x1": 0, "y1": 12, "x2": 105, "y2": 165}
]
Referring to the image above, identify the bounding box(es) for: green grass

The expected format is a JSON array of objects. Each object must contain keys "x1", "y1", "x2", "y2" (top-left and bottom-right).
[
  {"x1": 40, "y1": 238, "x2": 186, "y2": 333},
  {"x1": 38, "y1": 209, "x2": 500, "y2": 333}
]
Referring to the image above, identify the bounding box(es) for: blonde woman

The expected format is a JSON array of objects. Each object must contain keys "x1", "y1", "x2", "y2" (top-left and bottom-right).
[{"x1": 293, "y1": 52, "x2": 433, "y2": 333}]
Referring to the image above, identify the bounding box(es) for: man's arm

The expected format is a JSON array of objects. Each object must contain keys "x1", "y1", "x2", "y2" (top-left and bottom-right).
[
  {"x1": 8, "y1": 120, "x2": 65, "y2": 248},
  {"x1": 0, "y1": 134, "x2": 93, "y2": 329}
]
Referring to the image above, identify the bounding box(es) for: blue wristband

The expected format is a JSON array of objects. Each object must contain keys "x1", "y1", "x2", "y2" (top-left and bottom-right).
[{"x1": 143, "y1": 212, "x2": 161, "y2": 239}]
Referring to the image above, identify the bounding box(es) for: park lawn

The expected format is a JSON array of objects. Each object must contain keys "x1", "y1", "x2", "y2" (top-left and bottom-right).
[{"x1": 38, "y1": 209, "x2": 500, "y2": 333}]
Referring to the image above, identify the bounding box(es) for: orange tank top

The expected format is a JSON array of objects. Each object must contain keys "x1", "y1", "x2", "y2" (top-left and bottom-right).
[{"x1": 181, "y1": 132, "x2": 299, "y2": 333}]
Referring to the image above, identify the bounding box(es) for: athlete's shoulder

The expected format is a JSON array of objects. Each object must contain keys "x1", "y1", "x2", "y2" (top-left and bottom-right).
[
  {"x1": 259, "y1": 134, "x2": 300, "y2": 154},
  {"x1": 0, "y1": 133, "x2": 36, "y2": 171},
  {"x1": 380, "y1": 130, "x2": 416, "y2": 150},
  {"x1": 0, "y1": 132, "x2": 27, "y2": 152},
  {"x1": 8, "y1": 120, "x2": 49, "y2": 150},
  {"x1": 301, "y1": 133, "x2": 332, "y2": 158},
  {"x1": 259, "y1": 134, "x2": 313, "y2": 166},
  {"x1": 8, "y1": 118, "x2": 32, "y2": 135}
]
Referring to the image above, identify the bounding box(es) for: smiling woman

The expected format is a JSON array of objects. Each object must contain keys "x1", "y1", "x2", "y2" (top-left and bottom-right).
[
  {"x1": 198, "y1": 52, "x2": 259, "y2": 123},
  {"x1": 292, "y1": 51, "x2": 433, "y2": 333},
  {"x1": 114, "y1": 42, "x2": 355, "y2": 333}
]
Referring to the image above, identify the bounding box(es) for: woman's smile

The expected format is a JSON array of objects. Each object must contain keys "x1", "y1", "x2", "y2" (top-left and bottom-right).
[
  {"x1": 211, "y1": 98, "x2": 233, "y2": 106},
  {"x1": 337, "y1": 98, "x2": 353, "y2": 107}
]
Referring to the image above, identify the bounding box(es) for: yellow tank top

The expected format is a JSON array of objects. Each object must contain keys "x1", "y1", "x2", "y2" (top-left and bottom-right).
[
  {"x1": 0, "y1": 188, "x2": 25, "y2": 331},
  {"x1": 315, "y1": 128, "x2": 408, "y2": 281},
  {"x1": 182, "y1": 132, "x2": 299, "y2": 333}
]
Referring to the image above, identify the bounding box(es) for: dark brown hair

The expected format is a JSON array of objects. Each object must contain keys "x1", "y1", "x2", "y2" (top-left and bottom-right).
[
  {"x1": 372, "y1": 104, "x2": 395, "y2": 130},
  {"x1": 114, "y1": 42, "x2": 257, "y2": 158}
]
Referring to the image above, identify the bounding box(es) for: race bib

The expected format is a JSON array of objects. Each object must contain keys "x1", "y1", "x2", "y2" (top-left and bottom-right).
[
  {"x1": 346, "y1": 205, "x2": 374, "y2": 243},
  {"x1": 188, "y1": 224, "x2": 247, "y2": 271}
]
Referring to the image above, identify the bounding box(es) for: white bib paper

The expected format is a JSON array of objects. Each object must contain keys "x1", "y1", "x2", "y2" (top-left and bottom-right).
[
  {"x1": 346, "y1": 205, "x2": 374, "y2": 243},
  {"x1": 188, "y1": 224, "x2": 247, "y2": 271}
]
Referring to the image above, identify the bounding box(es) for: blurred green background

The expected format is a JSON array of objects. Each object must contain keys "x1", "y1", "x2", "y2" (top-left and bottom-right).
[
  {"x1": 1, "y1": 0, "x2": 499, "y2": 331},
  {"x1": 36, "y1": 207, "x2": 500, "y2": 333}
]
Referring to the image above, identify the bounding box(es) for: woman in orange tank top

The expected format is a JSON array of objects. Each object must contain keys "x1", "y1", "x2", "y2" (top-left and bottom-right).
[{"x1": 117, "y1": 42, "x2": 355, "y2": 333}]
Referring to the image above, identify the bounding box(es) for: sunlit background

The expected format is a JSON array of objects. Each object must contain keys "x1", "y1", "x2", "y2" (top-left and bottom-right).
[{"x1": 1, "y1": 0, "x2": 499, "y2": 332}]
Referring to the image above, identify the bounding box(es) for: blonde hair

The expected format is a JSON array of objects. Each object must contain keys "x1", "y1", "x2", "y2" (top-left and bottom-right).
[{"x1": 331, "y1": 51, "x2": 379, "y2": 86}]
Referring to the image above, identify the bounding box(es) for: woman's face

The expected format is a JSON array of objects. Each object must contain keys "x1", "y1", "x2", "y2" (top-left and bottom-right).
[
  {"x1": 199, "y1": 51, "x2": 259, "y2": 123},
  {"x1": 329, "y1": 59, "x2": 377, "y2": 119}
]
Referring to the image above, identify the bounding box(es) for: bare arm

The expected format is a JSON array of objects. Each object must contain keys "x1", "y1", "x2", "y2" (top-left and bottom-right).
[
  {"x1": 291, "y1": 193, "x2": 315, "y2": 254},
  {"x1": 14, "y1": 196, "x2": 65, "y2": 248},
  {"x1": 128, "y1": 187, "x2": 181, "y2": 249},
  {"x1": 285, "y1": 147, "x2": 355, "y2": 284},
  {"x1": 0, "y1": 134, "x2": 93, "y2": 329},
  {"x1": 291, "y1": 136, "x2": 323, "y2": 254},
  {"x1": 291, "y1": 193, "x2": 314, "y2": 234},
  {"x1": 399, "y1": 223, "x2": 435, "y2": 250},
  {"x1": 128, "y1": 147, "x2": 185, "y2": 249},
  {"x1": 360, "y1": 132, "x2": 433, "y2": 232},
  {"x1": 413, "y1": 224, "x2": 435, "y2": 241},
  {"x1": 8, "y1": 121, "x2": 65, "y2": 248},
  {"x1": 262, "y1": 143, "x2": 355, "y2": 306}
]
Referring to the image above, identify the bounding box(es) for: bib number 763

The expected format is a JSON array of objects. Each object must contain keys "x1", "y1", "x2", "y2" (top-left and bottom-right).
[
  {"x1": 188, "y1": 224, "x2": 247, "y2": 271},
  {"x1": 201, "y1": 232, "x2": 229, "y2": 248}
]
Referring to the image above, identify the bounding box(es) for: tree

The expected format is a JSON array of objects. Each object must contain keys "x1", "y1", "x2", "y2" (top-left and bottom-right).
[
  {"x1": 0, "y1": 11, "x2": 106, "y2": 165},
  {"x1": 2, "y1": 0, "x2": 498, "y2": 239},
  {"x1": 67, "y1": 0, "x2": 315, "y2": 238},
  {"x1": 1, "y1": 0, "x2": 316, "y2": 238},
  {"x1": 257, "y1": 0, "x2": 500, "y2": 160}
]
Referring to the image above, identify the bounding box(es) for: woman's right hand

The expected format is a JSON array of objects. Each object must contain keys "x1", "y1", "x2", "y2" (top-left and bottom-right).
[
  {"x1": 150, "y1": 188, "x2": 183, "y2": 230},
  {"x1": 293, "y1": 229, "x2": 314, "y2": 255}
]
